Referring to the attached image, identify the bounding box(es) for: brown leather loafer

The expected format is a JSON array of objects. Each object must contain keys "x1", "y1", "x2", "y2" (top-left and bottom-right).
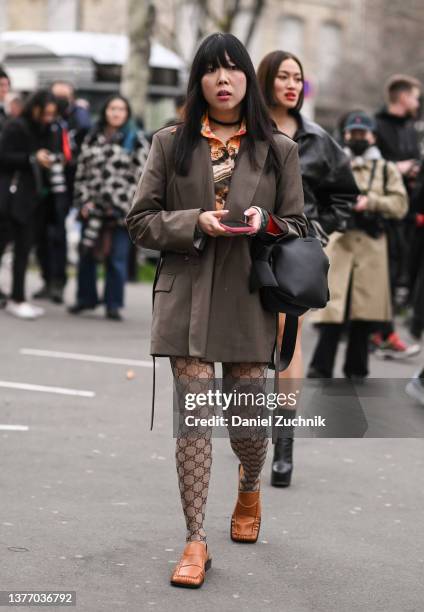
[
  {"x1": 170, "y1": 541, "x2": 212, "y2": 588},
  {"x1": 231, "y1": 464, "x2": 261, "y2": 543}
]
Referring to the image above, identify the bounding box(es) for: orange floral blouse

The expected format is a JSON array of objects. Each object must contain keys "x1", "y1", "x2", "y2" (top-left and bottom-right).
[
  {"x1": 201, "y1": 113, "x2": 247, "y2": 210},
  {"x1": 198, "y1": 113, "x2": 283, "y2": 235}
]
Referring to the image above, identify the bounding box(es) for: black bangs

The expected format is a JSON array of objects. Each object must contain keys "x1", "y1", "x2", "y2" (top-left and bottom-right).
[
  {"x1": 198, "y1": 33, "x2": 245, "y2": 75},
  {"x1": 174, "y1": 32, "x2": 283, "y2": 177}
]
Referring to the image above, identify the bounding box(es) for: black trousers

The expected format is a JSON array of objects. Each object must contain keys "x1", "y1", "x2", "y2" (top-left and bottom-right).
[
  {"x1": 409, "y1": 227, "x2": 424, "y2": 335},
  {"x1": 309, "y1": 321, "x2": 373, "y2": 378},
  {"x1": 35, "y1": 193, "x2": 68, "y2": 287},
  {"x1": 0, "y1": 216, "x2": 34, "y2": 302}
]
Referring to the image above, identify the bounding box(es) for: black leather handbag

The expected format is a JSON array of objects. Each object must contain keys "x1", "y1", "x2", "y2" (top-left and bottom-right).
[{"x1": 250, "y1": 232, "x2": 330, "y2": 371}]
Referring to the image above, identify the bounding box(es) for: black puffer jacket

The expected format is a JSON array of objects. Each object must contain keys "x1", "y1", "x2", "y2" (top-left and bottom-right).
[
  {"x1": 0, "y1": 106, "x2": 8, "y2": 133},
  {"x1": 292, "y1": 112, "x2": 359, "y2": 235},
  {"x1": 375, "y1": 107, "x2": 420, "y2": 163}
]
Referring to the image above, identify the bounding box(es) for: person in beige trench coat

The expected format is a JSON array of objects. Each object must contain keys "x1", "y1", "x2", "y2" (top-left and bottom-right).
[
  {"x1": 308, "y1": 111, "x2": 408, "y2": 380},
  {"x1": 126, "y1": 33, "x2": 307, "y2": 589}
]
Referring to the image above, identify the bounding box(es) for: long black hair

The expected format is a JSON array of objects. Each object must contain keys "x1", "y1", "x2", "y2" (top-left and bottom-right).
[
  {"x1": 257, "y1": 50, "x2": 305, "y2": 112},
  {"x1": 174, "y1": 32, "x2": 282, "y2": 176},
  {"x1": 90, "y1": 94, "x2": 138, "y2": 151},
  {"x1": 22, "y1": 89, "x2": 57, "y2": 123},
  {"x1": 97, "y1": 94, "x2": 132, "y2": 130}
]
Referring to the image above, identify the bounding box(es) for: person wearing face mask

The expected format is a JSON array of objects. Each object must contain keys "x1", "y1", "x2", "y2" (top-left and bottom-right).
[
  {"x1": 50, "y1": 81, "x2": 92, "y2": 155},
  {"x1": 308, "y1": 111, "x2": 408, "y2": 381},
  {"x1": 31, "y1": 81, "x2": 92, "y2": 303},
  {"x1": 257, "y1": 50, "x2": 359, "y2": 487},
  {"x1": 0, "y1": 90, "x2": 59, "y2": 319}
]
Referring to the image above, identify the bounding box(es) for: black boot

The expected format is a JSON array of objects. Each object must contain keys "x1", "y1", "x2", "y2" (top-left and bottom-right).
[
  {"x1": 49, "y1": 280, "x2": 64, "y2": 304},
  {"x1": 271, "y1": 437, "x2": 294, "y2": 487},
  {"x1": 0, "y1": 288, "x2": 7, "y2": 309}
]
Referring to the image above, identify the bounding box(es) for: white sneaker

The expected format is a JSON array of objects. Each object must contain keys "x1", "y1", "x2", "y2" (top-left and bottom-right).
[
  {"x1": 29, "y1": 303, "x2": 45, "y2": 317},
  {"x1": 5, "y1": 301, "x2": 44, "y2": 319},
  {"x1": 405, "y1": 373, "x2": 424, "y2": 406}
]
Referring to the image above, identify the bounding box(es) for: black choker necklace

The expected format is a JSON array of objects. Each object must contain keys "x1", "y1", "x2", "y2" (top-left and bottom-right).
[{"x1": 209, "y1": 115, "x2": 241, "y2": 126}]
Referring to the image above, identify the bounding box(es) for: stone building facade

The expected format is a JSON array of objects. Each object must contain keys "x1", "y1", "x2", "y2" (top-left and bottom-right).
[{"x1": 1, "y1": 0, "x2": 423, "y2": 127}]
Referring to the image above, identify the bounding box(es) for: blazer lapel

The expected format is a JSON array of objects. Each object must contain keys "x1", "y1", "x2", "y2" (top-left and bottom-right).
[
  {"x1": 174, "y1": 138, "x2": 215, "y2": 211},
  {"x1": 226, "y1": 139, "x2": 270, "y2": 219}
]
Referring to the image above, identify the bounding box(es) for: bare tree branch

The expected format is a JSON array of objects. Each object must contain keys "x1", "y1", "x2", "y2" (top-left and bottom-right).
[
  {"x1": 222, "y1": 0, "x2": 242, "y2": 33},
  {"x1": 244, "y1": 0, "x2": 265, "y2": 48},
  {"x1": 189, "y1": 0, "x2": 265, "y2": 51},
  {"x1": 121, "y1": 0, "x2": 156, "y2": 123}
]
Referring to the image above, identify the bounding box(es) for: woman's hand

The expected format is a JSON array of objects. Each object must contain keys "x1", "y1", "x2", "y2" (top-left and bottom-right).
[
  {"x1": 243, "y1": 207, "x2": 262, "y2": 233},
  {"x1": 198, "y1": 210, "x2": 231, "y2": 237},
  {"x1": 354, "y1": 195, "x2": 369, "y2": 212},
  {"x1": 396, "y1": 159, "x2": 415, "y2": 176},
  {"x1": 35, "y1": 149, "x2": 53, "y2": 169}
]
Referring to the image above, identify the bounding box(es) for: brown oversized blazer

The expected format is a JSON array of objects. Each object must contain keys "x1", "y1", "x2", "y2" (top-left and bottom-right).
[{"x1": 126, "y1": 125, "x2": 307, "y2": 363}]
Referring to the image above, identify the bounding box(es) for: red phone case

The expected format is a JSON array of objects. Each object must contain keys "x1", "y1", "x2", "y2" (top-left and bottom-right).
[{"x1": 219, "y1": 221, "x2": 256, "y2": 234}]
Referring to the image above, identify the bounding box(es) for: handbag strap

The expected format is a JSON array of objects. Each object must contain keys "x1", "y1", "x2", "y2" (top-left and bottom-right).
[
  {"x1": 363, "y1": 159, "x2": 378, "y2": 195},
  {"x1": 273, "y1": 313, "x2": 299, "y2": 443},
  {"x1": 151, "y1": 355, "x2": 156, "y2": 431},
  {"x1": 274, "y1": 313, "x2": 299, "y2": 372},
  {"x1": 149, "y1": 256, "x2": 163, "y2": 431}
]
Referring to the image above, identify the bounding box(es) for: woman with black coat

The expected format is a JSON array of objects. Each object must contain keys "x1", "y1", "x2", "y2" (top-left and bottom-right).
[
  {"x1": 0, "y1": 89, "x2": 58, "y2": 319},
  {"x1": 257, "y1": 50, "x2": 359, "y2": 487}
]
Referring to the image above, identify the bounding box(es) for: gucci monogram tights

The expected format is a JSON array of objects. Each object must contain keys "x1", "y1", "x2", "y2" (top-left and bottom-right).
[{"x1": 170, "y1": 357, "x2": 268, "y2": 542}]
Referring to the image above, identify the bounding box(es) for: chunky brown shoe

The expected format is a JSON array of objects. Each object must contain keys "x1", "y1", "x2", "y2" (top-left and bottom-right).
[
  {"x1": 231, "y1": 464, "x2": 261, "y2": 543},
  {"x1": 170, "y1": 541, "x2": 212, "y2": 588}
]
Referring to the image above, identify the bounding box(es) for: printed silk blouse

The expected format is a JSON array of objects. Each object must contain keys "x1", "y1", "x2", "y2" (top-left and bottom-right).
[
  {"x1": 200, "y1": 113, "x2": 282, "y2": 234},
  {"x1": 201, "y1": 113, "x2": 247, "y2": 210}
]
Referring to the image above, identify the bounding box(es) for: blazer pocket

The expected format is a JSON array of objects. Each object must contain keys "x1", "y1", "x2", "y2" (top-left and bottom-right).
[{"x1": 154, "y1": 272, "x2": 175, "y2": 292}]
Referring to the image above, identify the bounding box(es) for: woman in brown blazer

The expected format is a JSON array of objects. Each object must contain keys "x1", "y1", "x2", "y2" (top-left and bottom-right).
[{"x1": 126, "y1": 33, "x2": 306, "y2": 589}]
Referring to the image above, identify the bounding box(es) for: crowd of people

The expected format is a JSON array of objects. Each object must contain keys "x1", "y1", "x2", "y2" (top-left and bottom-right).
[
  {"x1": 0, "y1": 57, "x2": 423, "y2": 369},
  {"x1": 124, "y1": 33, "x2": 424, "y2": 588},
  {"x1": 0, "y1": 68, "x2": 149, "y2": 321},
  {"x1": 0, "y1": 56, "x2": 422, "y2": 363}
]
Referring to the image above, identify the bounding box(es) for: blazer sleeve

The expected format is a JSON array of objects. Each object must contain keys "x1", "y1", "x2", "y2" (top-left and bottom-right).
[
  {"x1": 126, "y1": 133, "x2": 204, "y2": 254},
  {"x1": 271, "y1": 142, "x2": 308, "y2": 238}
]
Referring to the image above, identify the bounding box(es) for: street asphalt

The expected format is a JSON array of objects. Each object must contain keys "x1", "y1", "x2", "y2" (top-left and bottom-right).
[{"x1": 1, "y1": 269, "x2": 424, "y2": 612}]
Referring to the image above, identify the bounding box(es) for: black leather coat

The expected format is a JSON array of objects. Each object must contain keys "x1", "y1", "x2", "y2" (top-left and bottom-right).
[{"x1": 293, "y1": 112, "x2": 359, "y2": 235}]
